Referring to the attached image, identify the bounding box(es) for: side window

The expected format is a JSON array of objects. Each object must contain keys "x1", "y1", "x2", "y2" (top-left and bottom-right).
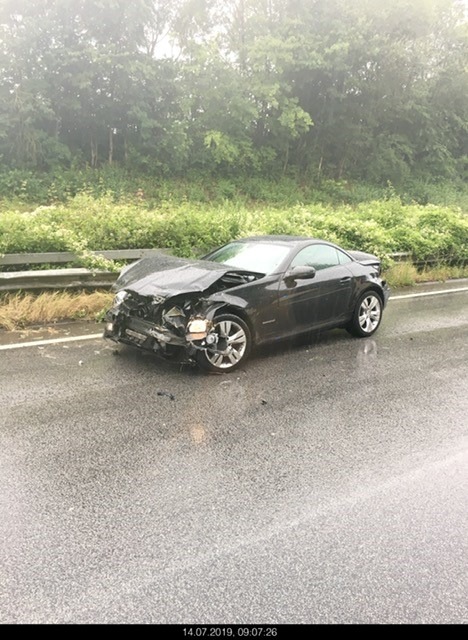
[
  {"x1": 337, "y1": 249, "x2": 352, "y2": 265},
  {"x1": 291, "y1": 244, "x2": 340, "y2": 271}
]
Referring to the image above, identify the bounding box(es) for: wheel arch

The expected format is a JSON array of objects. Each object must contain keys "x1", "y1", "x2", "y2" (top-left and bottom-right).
[
  {"x1": 360, "y1": 285, "x2": 384, "y2": 306},
  {"x1": 213, "y1": 305, "x2": 256, "y2": 343}
]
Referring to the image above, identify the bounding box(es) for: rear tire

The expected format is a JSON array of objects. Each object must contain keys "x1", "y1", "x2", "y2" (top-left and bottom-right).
[
  {"x1": 347, "y1": 291, "x2": 383, "y2": 337},
  {"x1": 196, "y1": 313, "x2": 252, "y2": 373}
]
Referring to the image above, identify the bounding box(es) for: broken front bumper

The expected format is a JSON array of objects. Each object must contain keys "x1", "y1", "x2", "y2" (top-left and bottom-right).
[
  {"x1": 104, "y1": 310, "x2": 186, "y2": 349},
  {"x1": 103, "y1": 309, "x2": 218, "y2": 363}
]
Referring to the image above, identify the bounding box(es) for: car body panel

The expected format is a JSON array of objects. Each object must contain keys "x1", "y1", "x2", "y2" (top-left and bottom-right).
[{"x1": 278, "y1": 264, "x2": 355, "y2": 334}]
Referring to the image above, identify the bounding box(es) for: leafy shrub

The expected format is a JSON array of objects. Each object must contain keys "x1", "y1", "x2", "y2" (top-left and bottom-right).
[{"x1": 1, "y1": 194, "x2": 467, "y2": 269}]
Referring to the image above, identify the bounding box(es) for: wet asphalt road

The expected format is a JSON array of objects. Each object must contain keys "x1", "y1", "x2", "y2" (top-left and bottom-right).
[{"x1": 1, "y1": 290, "x2": 467, "y2": 624}]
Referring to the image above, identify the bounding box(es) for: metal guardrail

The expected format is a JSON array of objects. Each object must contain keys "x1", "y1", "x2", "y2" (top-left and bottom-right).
[
  {"x1": 0, "y1": 268, "x2": 118, "y2": 291},
  {"x1": 0, "y1": 249, "x2": 416, "y2": 292},
  {"x1": 0, "y1": 249, "x2": 162, "y2": 292},
  {"x1": 0, "y1": 248, "x2": 161, "y2": 267}
]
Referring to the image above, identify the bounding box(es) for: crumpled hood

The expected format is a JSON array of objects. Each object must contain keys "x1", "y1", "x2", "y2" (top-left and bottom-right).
[{"x1": 114, "y1": 252, "x2": 244, "y2": 297}]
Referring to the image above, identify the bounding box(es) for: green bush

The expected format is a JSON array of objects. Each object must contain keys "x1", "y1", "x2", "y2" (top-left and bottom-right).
[{"x1": 1, "y1": 194, "x2": 467, "y2": 269}]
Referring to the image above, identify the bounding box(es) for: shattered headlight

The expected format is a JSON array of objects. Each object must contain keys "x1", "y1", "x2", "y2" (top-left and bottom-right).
[
  {"x1": 113, "y1": 290, "x2": 128, "y2": 307},
  {"x1": 186, "y1": 318, "x2": 209, "y2": 341}
]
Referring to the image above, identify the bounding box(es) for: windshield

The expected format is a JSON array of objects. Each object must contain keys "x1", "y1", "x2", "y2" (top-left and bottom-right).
[{"x1": 206, "y1": 242, "x2": 289, "y2": 274}]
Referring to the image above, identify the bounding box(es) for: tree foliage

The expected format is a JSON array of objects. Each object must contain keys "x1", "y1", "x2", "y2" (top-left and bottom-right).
[{"x1": 0, "y1": 0, "x2": 466, "y2": 184}]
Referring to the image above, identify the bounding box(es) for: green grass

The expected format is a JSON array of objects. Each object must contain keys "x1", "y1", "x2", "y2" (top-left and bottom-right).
[{"x1": 1, "y1": 168, "x2": 468, "y2": 209}]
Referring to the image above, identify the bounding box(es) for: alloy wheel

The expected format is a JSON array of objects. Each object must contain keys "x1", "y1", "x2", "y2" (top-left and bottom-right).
[
  {"x1": 205, "y1": 318, "x2": 248, "y2": 369},
  {"x1": 358, "y1": 294, "x2": 381, "y2": 333}
]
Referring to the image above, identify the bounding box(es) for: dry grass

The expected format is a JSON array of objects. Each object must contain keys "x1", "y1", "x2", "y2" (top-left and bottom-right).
[
  {"x1": 385, "y1": 262, "x2": 468, "y2": 287},
  {"x1": 415, "y1": 264, "x2": 468, "y2": 283},
  {"x1": 385, "y1": 262, "x2": 420, "y2": 287},
  {"x1": 0, "y1": 290, "x2": 113, "y2": 330}
]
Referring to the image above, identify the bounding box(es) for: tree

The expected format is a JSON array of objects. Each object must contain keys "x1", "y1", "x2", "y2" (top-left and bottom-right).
[
  {"x1": 0, "y1": 0, "x2": 466, "y2": 183},
  {"x1": 0, "y1": 0, "x2": 182, "y2": 168}
]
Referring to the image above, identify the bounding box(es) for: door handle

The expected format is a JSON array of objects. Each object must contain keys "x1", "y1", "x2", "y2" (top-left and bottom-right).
[{"x1": 340, "y1": 277, "x2": 351, "y2": 284}]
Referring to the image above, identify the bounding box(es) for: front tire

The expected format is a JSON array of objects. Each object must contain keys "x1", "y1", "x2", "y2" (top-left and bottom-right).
[
  {"x1": 347, "y1": 291, "x2": 383, "y2": 337},
  {"x1": 196, "y1": 314, "x2": 252, "y2": 373}
]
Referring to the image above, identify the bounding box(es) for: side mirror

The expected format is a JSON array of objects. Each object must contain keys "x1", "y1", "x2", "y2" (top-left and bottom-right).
[{"x1": 285, "y1": 265, "x2": 316, "y2": 283}]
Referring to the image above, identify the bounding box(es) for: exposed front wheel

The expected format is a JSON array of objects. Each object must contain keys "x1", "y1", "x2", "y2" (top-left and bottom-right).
[
  {"x1": 347, "y1": 292, "x2": 383, "y2": 337},
  {"x1": 196, "y1": 314, "x2": 251, "y2": 373}
]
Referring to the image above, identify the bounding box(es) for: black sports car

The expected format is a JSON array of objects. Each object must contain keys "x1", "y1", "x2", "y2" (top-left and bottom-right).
[{"x1": 104, "y1": 236, "x2": 390, "y2": 372}]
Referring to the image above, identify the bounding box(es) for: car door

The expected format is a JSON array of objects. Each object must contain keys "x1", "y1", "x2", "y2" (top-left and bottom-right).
[{"x1": 278, "y1": 244, "x2": 354, "y2": 335}]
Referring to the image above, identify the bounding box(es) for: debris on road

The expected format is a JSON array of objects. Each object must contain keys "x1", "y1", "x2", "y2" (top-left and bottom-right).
[{"x1": 157, "y1": 390, "x2": 175, "y2": 401}]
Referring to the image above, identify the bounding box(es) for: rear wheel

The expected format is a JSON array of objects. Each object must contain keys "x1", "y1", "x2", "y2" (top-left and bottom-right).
[
  {"x1": 347, "y1": 291, "x2": 383, "y2": 337},
  {"x1": 196, "y1": 314, "x2": 251, "y2": 373}
]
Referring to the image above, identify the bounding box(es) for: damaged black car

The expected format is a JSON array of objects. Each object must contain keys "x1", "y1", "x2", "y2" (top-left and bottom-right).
[{"x1": 103, "y1": 236, "x2": 390, "y2": 372}]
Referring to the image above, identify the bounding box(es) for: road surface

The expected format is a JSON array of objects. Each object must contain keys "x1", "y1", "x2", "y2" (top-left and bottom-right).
[{"x1": 0, "y1": 287, "x2": 467, "y2": 623}]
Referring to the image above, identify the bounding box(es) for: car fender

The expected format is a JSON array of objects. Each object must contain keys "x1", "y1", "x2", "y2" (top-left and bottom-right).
[{"x1": 202, "y1": 293, "x2": 261, "y2": 339}]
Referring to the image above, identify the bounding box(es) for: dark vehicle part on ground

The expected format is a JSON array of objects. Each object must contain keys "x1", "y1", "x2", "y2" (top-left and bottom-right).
[{"x1": 104, "y1": 236, "x2": 390, "y2": 372}]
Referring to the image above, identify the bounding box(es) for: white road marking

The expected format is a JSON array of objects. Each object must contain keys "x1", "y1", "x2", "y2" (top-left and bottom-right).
[
  {"x1": 0, "y1": 286, "x2": 467, "y2": 352},
  {"x1": 389, "y1": 286, "x2": 468, "y2": 300},
  {"x1": 0, "y1": 333, "x2": 103, "y2": 351}
]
